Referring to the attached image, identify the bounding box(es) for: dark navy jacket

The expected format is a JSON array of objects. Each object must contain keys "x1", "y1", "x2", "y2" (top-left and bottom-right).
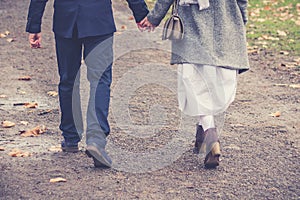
[{"x1": 26, "y1": 0, "x2": 149, "y2": 38}]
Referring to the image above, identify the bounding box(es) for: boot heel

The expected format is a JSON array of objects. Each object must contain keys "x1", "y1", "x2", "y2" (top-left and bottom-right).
[
  {"x1": 211, "y1": 142, "x2": 220, "y2": 157},
  {"x1": 193, "y1": 125, "x2": 205, "y2": 154}
]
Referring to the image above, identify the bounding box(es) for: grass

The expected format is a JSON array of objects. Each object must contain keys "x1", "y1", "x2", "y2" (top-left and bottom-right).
[
  {"x1": 247, "y1": 0, "x2": 300, "y2": 55},
  {"x1": 145, "y1": 0, "x2": 300, "y2": 55}
]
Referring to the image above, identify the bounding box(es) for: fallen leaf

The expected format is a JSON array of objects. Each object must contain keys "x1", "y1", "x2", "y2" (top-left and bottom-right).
[
  {"x1": 181, "y1": 181, "x2": 194, "y2": 189},
  {"x1": 274, "y1": 83, "x2": 288, "y2": 87},
  {"x1": 48, "y1": 146, "x2": 62, "y2": 152},
  {"x1": 0, "y1": 94, "x2": 7, "y2": 98},
  {"x1": 17, "y1": 91, "x2": 26, "y2": 95},
  {"x1": 277, "y1": 30, "x2": 287, "y2": 37},
  {"x1": 128, "y1": 16, "x2": 134, "y2": 20},
  {"x1": 166, "y1": 189, "x2": 179, "y2": 194},
  {"x1": 20, "y1": 125, "x2": 47, "y2": 137},
  {"x1": 121, "y1": 25, "x2": 127, "y2": 30},
  {"x1": 230, "y1": 123, "x2": 245, "y2": 128},
  {"x1": 6, "y1": 38, "x2": 14, "y2": 43},
  {"x1": 247, "y1": 46, "x2": 259, "y2": 54},
  {"x1": 0, "y1": 33, "x2": 6, "y2": 38},
  {"x1": 0, "y1": 146, "x2": 5, "y2": 151},
  {"x1": 256, "y1": 18, "x2": 266, "y2": 22},
  {"x1": 115, "y1": 31, "x2": 122, "y2": 35},
  {"x1": 13, "y1": 103, "x2": 26, "y2": 106},
  {"x1": 261, "y1": 35, "x2": 279, "y2": 41},
  {"x1": 293, "y1": 58, "x2": 300, "y2": 63},
  {"x1": 247, "y1": 49, "x2": 258, "y2": 54},
  {"x1": 4, "y1": 31, "x2": 10, "y2": 35},
  {"x1": 249, "y1": 8, "x2": 260, "y2": 17},
  {"x1": 50, "y1": 177, "x2": 67, "y2": 183},
  {"x1": 279, "y1": 51, "x2": 289, "y2": 55},
  {"x1": 281, "y1": 63, "x2": 297, "y2": 68},
  {"x1": 24, "y1": 102, "x2": 38, "y2": 108},
  {"x1": 20, "y1": 121, "x2": 29, "y2": 126},
  {"x1": 264, "y1": 6, "x2": 271, "y2": 11},
  {"x1": 154, "y1": 40, "x2": 163, "y2": 45},
  {"x1": 1, "y1": 121, "x2": 16, "y2": 128},
  {"x1": 225, "y1": 144, "x2": 241, "y2": 151},
  {"x1": 289, "y1": 84, "x2": 300, "y2": 89},
  {"x1": 270, "y1": 111, "x2": 281, "y2": 117},
  {"x1": 47, "y1": 91, "x2": 58, "y2": 97},
  {"x1": 18, "y1": 76, "x2": 31, "y2": 81},
  {"x1": 38, "y1": 109, "x2": 52, "y2": 116},
  {"x1": 279, "y1": 16, "x2": 292, "y2": 21},
  {"x1": 8, "y1": 149, "x2": 31, "y2": 157},
  {"x1": 256, "y1": 41, "x2": 268, "y2": 45}
]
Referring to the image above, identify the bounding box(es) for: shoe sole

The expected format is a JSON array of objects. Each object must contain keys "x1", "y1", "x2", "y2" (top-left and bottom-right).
[
  {"x1": 61, "y1": 146, "x2": 79, "y2": 153},
  {"x1": 204, "y1": 158, "x2": 220, "y2": 169},
  {"x1": 86, "y1": 145, "x2": 111, "y2": 168}
]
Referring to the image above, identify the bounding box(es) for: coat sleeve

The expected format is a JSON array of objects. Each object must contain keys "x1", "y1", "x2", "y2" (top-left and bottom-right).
[
  {"x1": 126, "y1": 0, "x2": 149, "y2": 23},
  {"x1": 26, "y1": 0, "x2": 48, "y2": 33},
  {"x1": 147, "y1": 0, "x2": 174, "y2": 26},
  {"x1": 236, "y1": 0, "x2": 248, "y2": 25}
]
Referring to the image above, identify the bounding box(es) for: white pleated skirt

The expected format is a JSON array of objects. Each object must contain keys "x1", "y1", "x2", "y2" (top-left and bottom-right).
[{"x1": 178, "y1": 63, "x2": 238, "y2": 116}]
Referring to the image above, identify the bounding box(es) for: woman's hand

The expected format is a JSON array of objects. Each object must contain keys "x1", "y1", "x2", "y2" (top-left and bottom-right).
[{"x1": 137, "y1": 17, "x2": 155, "y2": 32}]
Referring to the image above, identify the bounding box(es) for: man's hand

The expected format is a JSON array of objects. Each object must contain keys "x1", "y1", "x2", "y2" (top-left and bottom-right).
[{"x1": 28, "y1": 33, "x2": 42, "y2": 48}]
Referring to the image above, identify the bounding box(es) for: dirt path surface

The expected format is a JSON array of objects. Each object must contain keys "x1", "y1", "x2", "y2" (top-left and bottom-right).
[{"x1": 0, "y1": 0, "x2": 299, "y2": 199}]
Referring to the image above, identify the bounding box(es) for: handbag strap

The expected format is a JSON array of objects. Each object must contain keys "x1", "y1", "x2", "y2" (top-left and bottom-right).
[{"x1": 171, "y1": 0, "x2": 179, "y2": 15}]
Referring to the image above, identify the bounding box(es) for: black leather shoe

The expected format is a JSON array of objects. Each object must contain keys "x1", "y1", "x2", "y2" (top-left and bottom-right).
[
  {"x1": 61, "y1": 141, "x2": 79, "y2": 153},
  {"x1": 86, "y1": 143, "x2": 112, "y2": 168}
]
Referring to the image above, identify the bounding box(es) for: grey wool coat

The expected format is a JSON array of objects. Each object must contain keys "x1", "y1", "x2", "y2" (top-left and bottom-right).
[{"x1": 147, "y1": 0, "x2": 250, "y2": 73}]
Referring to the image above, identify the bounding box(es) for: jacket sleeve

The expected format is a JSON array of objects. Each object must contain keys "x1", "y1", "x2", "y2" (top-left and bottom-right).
[
  {"x1": 126, "y1": 0, "x2": 149, "y2": 23},
  {"x1": 26, "y1": 0, "x2": 48, "y2": 33},
  {"x1": 237, "y1": 0, "x2": 248, "y2": 25},
  {"x1": 147, "y1": 0, "x2": 173, "y2": 26}
]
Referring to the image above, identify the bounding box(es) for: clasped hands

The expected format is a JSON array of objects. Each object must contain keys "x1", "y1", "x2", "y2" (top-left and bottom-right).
[
  {"x1": 29, "y1": 17, "x2": 154, "y2": 48},
  {"x1": 137, "y1": 17, "x2": 155, "y2": 32}
]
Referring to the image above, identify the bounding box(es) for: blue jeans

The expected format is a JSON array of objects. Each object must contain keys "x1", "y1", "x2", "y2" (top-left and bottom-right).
[{"x1": 55, "y1": 32, "x2": 113, "y2": 147}]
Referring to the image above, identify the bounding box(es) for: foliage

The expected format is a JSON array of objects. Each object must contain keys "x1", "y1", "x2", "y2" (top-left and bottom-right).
[{"x1": 247, "y1": 0, "x2": 300, "y2": 55}]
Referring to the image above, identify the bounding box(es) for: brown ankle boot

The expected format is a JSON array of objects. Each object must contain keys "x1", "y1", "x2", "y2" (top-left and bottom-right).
[
  {"x1": 193, "y1": 124, "x2": 205, "y2": 154},
  {"x1": 203, "y1": 128, "x2": 221, "y2": 169}
]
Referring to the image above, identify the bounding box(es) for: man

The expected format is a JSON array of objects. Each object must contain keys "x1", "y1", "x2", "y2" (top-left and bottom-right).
[{"x1": 26, "y1": 0, "x2": 149, "y2": 168}]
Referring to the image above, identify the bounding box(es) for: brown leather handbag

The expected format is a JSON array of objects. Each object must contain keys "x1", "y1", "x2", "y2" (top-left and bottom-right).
[{"x1": 162, "y1": 0, "x2": 184, "y2": 40}]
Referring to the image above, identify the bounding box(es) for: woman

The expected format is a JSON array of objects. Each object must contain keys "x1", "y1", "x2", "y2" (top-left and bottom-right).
[{"x1": 140, "y1": 0, "x2": 249, "y2": 168}]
